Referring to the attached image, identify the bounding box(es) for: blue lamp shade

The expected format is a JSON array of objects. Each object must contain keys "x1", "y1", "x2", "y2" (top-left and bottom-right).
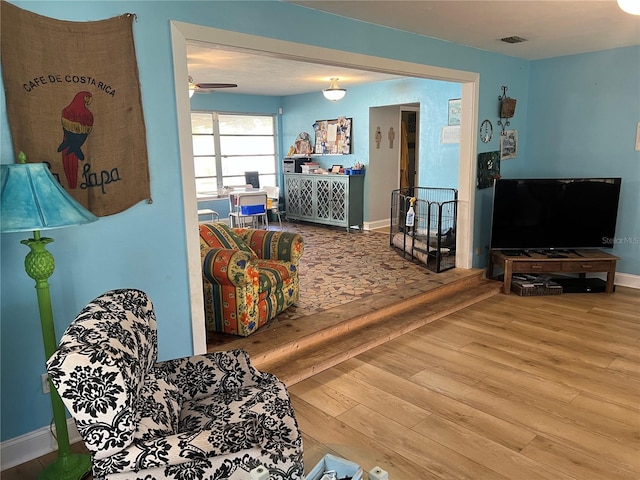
[{"x1": 1, "y1": 163, "x2": 98, "y2": 233}]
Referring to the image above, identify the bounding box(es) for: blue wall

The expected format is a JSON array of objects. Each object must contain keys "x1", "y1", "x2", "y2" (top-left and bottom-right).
[
  {"x1": 1, "y1": 0, "x2": 637, "y2": 444},
  {"x1": 190, "y1": 78, "x2": 461, "y2": 221},
  {"x1": 280, "y1": 78, "x2": 460, "y2": 175},
  {"x1": 280, "y1": 78, "x2": 461, "y2": 209},
  {"x1": 523, "y1": 46, "x2": 640, "y2": 275},
  {"x1": 414, "y1": 79, "x2": 462, "y2": 189}
]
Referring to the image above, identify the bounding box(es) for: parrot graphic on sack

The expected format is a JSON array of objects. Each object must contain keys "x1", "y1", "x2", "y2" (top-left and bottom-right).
[{"x1": 57, "y1": 91, "x2": 94, "y2": 189}]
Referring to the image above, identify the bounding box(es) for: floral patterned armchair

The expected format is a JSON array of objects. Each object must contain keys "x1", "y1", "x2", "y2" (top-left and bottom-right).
[
  {"x1": 46, "y1": 289, "x2": 304, "y2": 480},
  {"x1": 199, "y1": 223, "x2": 304, "y2": 336}
]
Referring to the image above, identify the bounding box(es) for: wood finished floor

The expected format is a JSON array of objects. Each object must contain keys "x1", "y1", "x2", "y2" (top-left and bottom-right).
[{"x1": 4, "y1": 287, "x2": 639, "y2": 479}]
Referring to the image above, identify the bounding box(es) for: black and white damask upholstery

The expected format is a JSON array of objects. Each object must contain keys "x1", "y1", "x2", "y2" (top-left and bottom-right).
[{"x1": 46, "y1": 289, "x2": 303, "y2": 479}]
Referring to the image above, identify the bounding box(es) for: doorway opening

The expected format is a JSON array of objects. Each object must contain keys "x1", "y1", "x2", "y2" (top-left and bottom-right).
[
  {"x1": 401, "y1": 110, "x2": 418, "y2": 191},
  {"x1": 170, "y1": 21, "x2": 479, "y2": 354}
]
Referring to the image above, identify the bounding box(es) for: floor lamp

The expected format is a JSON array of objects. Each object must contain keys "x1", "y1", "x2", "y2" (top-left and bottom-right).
[{"x1": 1, "y1": 153, "x2": 96, "y2": 480}]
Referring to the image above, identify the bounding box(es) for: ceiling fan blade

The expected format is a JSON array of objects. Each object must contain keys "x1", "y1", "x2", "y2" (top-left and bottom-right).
[{"x1": 195, "y1": 83, "x2": 238, "y2": 89}]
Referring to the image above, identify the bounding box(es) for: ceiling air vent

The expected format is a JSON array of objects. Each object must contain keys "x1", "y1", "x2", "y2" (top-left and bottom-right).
[{"x1": 501, "y1": 36, "x2": 527, "y2": 44}]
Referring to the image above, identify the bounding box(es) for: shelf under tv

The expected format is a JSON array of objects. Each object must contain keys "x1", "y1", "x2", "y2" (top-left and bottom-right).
[{"x1": 487, "y1": 249, "x2": 620, "y2": 295}]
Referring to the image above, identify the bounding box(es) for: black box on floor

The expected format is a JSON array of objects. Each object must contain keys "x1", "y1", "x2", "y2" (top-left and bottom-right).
[{"x1": 553, "y1": 277, "x2": 611, "y2": 293}]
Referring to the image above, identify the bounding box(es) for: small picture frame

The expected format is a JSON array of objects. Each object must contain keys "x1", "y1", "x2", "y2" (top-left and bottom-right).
[
  {"x1": 448, "y1": 98, "x2": 461, "y2": 126},
  {"x1": 331, "y1": 164, "x2": 342, "y2": 173},
  {"x1": 500, "y1": 130, "x2": 518, "y2": 160}
]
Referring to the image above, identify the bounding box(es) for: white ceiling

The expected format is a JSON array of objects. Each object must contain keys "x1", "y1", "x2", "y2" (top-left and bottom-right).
[
  {"x1": 187, "y1": 43, "x2": 403, "y2": 96},
  {"x1": 187, "y1": 0, "x2": 640, "y2": 96}
]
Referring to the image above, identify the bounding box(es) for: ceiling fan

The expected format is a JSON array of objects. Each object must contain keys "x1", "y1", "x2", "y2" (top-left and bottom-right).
[{"x1": 188, "y1": 76, "x2": 238, "y2": 96}]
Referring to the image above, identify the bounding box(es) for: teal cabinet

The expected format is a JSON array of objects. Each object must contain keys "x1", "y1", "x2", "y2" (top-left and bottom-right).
[{"x1": 284, "y1": 174, "x2": 364, "y2": 231}]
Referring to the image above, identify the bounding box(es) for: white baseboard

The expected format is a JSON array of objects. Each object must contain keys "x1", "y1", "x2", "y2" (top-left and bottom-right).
[
  {"x1": 607, "y1": 271, "x2": 640, "y2": 289},
  {"x1": 0, "y1": 419, "x2": 82, "y2": 471},
  {"x1": 364, "y1": 219, "x2": 390, "y2": 231}
]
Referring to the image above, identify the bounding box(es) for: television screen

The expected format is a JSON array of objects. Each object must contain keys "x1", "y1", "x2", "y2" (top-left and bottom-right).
[{"x1": 489, "y1": 178, "x2": 622, "y2": 251}]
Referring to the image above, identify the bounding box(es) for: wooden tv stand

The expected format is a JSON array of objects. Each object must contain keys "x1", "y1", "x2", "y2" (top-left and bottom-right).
[{"x1": 487, "y1": 249, "x2": 619, "y2": 294}]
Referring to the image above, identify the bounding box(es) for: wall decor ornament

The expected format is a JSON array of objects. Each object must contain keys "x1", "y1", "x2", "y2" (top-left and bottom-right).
[
  {"x1": 294, "y1": 132, "x2": 313, "y2": 155},
  {"x1": 498, "y1": 85, "x2": 517, "y2": 134},
  {"x1": 477, "y1": 151, "x2": 501, "y2": 189},
  {"x1": 0, "y1": 2, "x2": 151, "y2": 217},
  {"x1": 375, "y1": 126, "x2": 382, "y2": 149},
  {"x1": 500, "y1": 130, "x2": 518, "y2": 160},
  {"x1": 480, "y1": 119, "x2": 493, "y2": 143}
]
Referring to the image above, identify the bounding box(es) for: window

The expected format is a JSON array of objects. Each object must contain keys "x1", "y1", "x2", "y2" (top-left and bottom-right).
[{"x1": 191, "y1": 112, "x2": 277, "y2": 194}]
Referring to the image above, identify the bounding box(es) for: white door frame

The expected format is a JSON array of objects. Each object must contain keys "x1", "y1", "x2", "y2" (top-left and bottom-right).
[{"x1": 170, "y1": 21, "x2": 479, "y2": 354}]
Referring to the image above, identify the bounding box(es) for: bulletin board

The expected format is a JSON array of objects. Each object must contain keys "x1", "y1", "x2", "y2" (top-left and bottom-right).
[{"x1": 313, "y1": 117, "x2": 352, "y2": 155}]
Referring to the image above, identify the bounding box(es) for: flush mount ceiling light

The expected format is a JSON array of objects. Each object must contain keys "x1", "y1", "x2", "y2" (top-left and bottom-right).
[
  {"x1": 618, "y1": 0, "x2": 640, "y2": 14},
  {"x1": 323, "y1": 77, "x2": 346, "y2": 101}
]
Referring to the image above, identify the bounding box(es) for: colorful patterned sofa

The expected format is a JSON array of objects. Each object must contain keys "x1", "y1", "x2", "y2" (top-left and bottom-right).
[
  {"x1": 199, "y1": 223, "x2": 304, "y2": 336},
  {"x1": 46, "y1": 289, "x2": 304, "y2": 480}
]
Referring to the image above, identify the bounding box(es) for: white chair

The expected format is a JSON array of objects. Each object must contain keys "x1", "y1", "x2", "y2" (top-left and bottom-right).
[
  {"x1": 262, "y1": 185, "x2": 283, "y2": 230},
  {"x1": 229, "y1": 191, "x2": 268, "y2": 229}
]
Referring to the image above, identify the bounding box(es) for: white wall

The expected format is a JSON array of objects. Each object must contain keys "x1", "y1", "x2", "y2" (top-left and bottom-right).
[{"x1": 368, "y1": 105, "x2": 401, "y2": 226}]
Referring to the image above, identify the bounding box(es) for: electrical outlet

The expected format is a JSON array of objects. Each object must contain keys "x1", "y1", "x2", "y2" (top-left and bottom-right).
[{"x1": 41, "y1": 373, "x2": 50, "y2": 394}]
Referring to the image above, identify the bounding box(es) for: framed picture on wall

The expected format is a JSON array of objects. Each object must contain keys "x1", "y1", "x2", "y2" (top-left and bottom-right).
[
  {"x1": 500, "y1": 130, "x2": 518, "y2": 160},
  {"x1": 477, "y1": 151, "x2": 500, "y2": 189},
  {"x1": 448, "y1": 98, "x2": 461, "y2": 126}
]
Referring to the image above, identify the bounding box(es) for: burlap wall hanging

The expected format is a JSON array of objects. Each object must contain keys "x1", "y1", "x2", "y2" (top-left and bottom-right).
[{"x1": 1, "y1": 1, "x2": 151, "y2": 216}]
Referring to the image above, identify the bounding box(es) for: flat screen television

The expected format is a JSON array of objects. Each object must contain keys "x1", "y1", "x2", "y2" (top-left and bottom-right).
[{"x1": 489, "y1": 177, "x2": 622, "y2": 252}]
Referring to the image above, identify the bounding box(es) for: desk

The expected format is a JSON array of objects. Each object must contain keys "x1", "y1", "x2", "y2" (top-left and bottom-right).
[
  {"x1": 228, "y1": 189, "x2": 265, "y2": 206},
  {"x1": 229, "y1": 190, "x2": 268, "y2": 229},
  {"x1": 487, "y1": 249, "x2": 619, "y2": 294}
]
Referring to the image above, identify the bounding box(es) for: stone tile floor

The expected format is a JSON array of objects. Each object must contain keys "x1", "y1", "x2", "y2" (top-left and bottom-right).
[
  {"x1": 208, "y1": 220, "x2": 437, "y2": 347},
  {"x1": 207, "y1": 220, "x2": 463, "y2": 348},
  {"x1": 278, "y1": 221, "x2": 435, "y2": 320}
]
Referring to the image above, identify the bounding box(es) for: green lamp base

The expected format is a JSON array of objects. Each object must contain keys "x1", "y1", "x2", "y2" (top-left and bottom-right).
[{"x1": 37, "y1": 452, "x2": 92, "y2": 480}]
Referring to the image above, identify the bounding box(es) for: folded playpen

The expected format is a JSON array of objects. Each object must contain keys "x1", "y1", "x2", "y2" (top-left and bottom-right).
[{"x1": 390, "y1": 187, "x2": 458, "y2": 272}]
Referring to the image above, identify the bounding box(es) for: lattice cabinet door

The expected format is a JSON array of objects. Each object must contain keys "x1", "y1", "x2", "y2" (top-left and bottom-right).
[
  {"x1": 285, "y1": 175, "x2": 314, "y2": 219},
  {"x1": 315, "y1": 177, "x2": 331, "y2": 221},
  {"x1": 284, "y1": 175, "x2": 302, "y2": 216},
  {"x1": 298, "y1": 176, "x2": 314, "y2": 218},
  {"x1": 329, "y1": 178, "x2": 347, "y2": 223}
]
